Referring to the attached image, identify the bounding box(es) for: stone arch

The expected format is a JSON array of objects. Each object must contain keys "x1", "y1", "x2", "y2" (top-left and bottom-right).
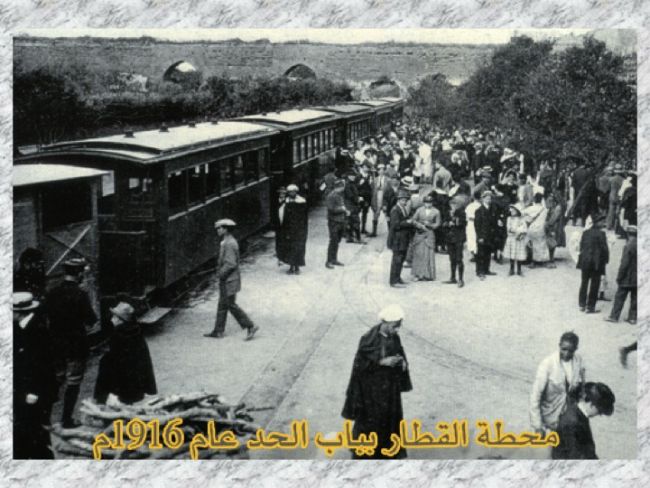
[
  {"x1": 163, "y1": 60, "x2": 198, "y2": 81},
  {"x1": 284, "y1": 64, "x2": 317, "y2": 79}
]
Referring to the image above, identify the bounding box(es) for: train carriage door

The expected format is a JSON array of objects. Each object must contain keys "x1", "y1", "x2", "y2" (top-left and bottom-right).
[{"x1": 39, "y1": 178, "x2": 101, "y2": 319}]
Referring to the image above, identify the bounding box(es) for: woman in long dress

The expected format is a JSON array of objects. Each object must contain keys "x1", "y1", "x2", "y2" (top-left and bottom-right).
[
  {"x1": 465, "y1": 191, "x2": 482, "y2": 261},
  {"x1": 411, "y1": 195, "x2": 441, "y2": 281},
  {"x1": 525, "y1": 193, "x2": 550, "y2": 266}
]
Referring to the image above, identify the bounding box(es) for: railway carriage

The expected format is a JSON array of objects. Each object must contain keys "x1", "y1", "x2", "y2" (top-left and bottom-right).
[
  {"x1": 15, "y1": 121, "x2": 278, "y2": 306},
  {"x1": 352, "y1": 99, "x2": 395, "y2": 134},
  {"x1": 235, "y1": 109, "x2": 339, "y2": 205},
  {"x1": 380, "y1": 97, "x2": 406, "y2": 122},
  {"x1": 315, "y1": 104, "x2": 375, "y2": 148}
]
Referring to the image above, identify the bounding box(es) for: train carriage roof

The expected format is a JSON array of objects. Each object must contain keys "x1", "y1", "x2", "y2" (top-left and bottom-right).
[
  {"x1": 14, "y1": 164, "x2": 107, "y2": 187},
  {"x1": 236, "y1": 109, "x2": 337, "y2": 127},
  {"x1": 379, "y1": 97, "x2": 404, "y2": 103},
  {"x1": 19, "y1": 121, "x2": 278, "y2": 164},
  {"x1": 353, "y1": 100, "x2": 393, "y2": 108},
  {"x1": 315, "y1": 104, "x2": 374, "y2": 115}
]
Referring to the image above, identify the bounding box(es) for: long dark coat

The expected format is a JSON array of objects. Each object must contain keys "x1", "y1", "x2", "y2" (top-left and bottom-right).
[
  {"x1": 277, "y1": 197, "x2": 308, "y2": 267},
  {"x1": 577, "y1": 227, "x2": 609, "y2": 275},
  {"x1": 13, "y1": 312, "x2": 58, "y2": 459},
  {"x1": 552, "y1": 402, "x2": 597, "y2": 459},
  {"x1": 94, "y1": 321, "x2": 157, "y2": 405},
  {"x1": 387, "y1": 204, "x2": 412, "y2": 252},
  {"x1": 342, "y1": 324, "x2": 412, "y2": 459},
  {"x1": 474, "y1": 204, "x2": 498, "y2": 249}
]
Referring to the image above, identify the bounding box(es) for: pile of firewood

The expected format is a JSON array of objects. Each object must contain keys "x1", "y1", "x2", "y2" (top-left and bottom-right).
[{"x1": 49, "y1": 392, "x2": 263, "y2": 459}]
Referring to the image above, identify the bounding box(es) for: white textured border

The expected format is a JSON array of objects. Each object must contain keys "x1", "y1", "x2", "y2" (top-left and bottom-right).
[{"x1": 1, "y1": 1, "x2": 649, "y2": 486}]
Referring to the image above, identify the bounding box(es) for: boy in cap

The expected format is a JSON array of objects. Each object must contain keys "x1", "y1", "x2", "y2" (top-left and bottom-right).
[
  {"x1": 205, "y1": 219, "x2": 259, "y2": 340},
  {"x1": 342, "y1": 304, "x2": 412, "y2": 459},
  {"x1": 46, "y1": 258, "x2": 98, "y2": 428}
]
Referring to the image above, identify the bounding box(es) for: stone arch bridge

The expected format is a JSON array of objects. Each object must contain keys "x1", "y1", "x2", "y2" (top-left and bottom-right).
[{"x1": 15, "y1": 37, "x2": 496, "y2": 92}]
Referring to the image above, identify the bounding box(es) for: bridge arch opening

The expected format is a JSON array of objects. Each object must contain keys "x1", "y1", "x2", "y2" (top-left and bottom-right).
[{"x1": 284, "y1": 64, "x2": 317, "y2": 79}]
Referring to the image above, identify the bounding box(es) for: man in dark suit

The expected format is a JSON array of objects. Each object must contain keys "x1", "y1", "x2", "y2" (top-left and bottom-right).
[
  {"x1": 474, "y1": 191, "x2": 498, "y2": 280},
  {"x1": 577, "y1": 215, "x2": 609, "y2": 313},
  {"x1": 205, "y1": 219, "x2": 259, "y2": 340},
  {"x1": 46, "y1": 258, "x2": 97, "y2": 428},
  {"x1": 388, "y1": 189, "x2": 414, "y2": 288},
  {"x1": 13, "y1": 292, "x2": 57, "y2": 458},
  {"x1": 606, "y1": 225, "x2": 637, "y2": 324}
]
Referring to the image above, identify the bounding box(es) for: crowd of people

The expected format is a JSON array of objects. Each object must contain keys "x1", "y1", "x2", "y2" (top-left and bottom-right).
[{"x1": 13, "y1": 118, "x2": 637, "y2": 461}]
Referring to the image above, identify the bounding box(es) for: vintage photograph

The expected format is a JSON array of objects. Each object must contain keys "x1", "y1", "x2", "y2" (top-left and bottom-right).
[{"x1": 12, "y1": 28, "x2": 637, "y2": 460}]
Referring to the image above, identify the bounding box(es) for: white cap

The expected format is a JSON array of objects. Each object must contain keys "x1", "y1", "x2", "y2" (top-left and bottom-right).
[
  {"x1": 215, "y1": 218, "x2": 236, "y2": 228},
  {"x1": 286, "y1": 184, "x2": 299, "y2": 192},
  {"x1": 378, "y1": 304, "x2": 405, "y2": 322}
]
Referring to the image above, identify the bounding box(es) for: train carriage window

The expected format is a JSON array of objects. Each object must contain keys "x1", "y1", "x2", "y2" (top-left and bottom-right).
[
  {"x1": 300, "y1": 138, "x2": 306, "y2": 161},
  {"x1": 329, "y1": 129, "x2": 334, "y2": 148},
  {"x1": 220, "y1": 158, "x2": 233, "y2": 193},
  {"x1": 233, "y1": 155, "x2": 245, "y2": 187},
  {"x1": 168, "y1": 171, "x2": 186, "y2": 214},
  {"x1": 319, "y1": 132, "x2": 324, "y2": 152},
  {"x1": 42, "y1": 181, "x2": 93, "y2": 230},
  {"x1": 314, "y1": 133, "x2": 320, "y2": 154},
  {"x1": 99, "y1": 171, "x2": 115, "y2": 214},
  {"x1": 258, "y1": 148, "x2": 268, "y2": 178},
  {"x1": 306, "y1": 137, "x2": 312, "y2": 159},
  {"x1": 244, "y1": 151, "x2": 258, "y2": 182},
  {"x1": 206, "y1": 162, "x2": 219, "y2": 197},
  {"x1": 187, "y1": 166, "x2": 204, "y2": 206},
  {"x1": 293, "y1": 140, "x2": 299, "y2": 163}
]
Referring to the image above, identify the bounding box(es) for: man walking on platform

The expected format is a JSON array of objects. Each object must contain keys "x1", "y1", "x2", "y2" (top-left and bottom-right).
[
  {"x1": 605, "y1": 225, "x2": 637, "y2": 324},
  {"x1": 326, "y1": 179, "x2": 349, "y2": 269},
  {"x1": 205, "y1": 219, "x2": 259, "y2": 340}
]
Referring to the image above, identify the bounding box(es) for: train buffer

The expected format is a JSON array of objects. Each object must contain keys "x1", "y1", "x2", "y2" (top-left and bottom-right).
[{"x1": 138, "y1": 306, "x2": 173, "y2": 325}]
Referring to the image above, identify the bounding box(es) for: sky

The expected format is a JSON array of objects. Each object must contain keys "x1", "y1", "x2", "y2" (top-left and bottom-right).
[{"x1": 18, "y1": 28, "x2": 595, "y2": 45}]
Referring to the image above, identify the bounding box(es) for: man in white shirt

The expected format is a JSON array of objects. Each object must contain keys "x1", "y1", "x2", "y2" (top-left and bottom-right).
[{"x1": 530, "y1": 331, "x2": 586, "y2": 435}]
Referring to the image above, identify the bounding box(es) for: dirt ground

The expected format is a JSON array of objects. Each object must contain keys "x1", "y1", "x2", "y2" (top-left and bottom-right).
[{"x1": 62, "y1": 204, "x2": 637, "y2": 460}]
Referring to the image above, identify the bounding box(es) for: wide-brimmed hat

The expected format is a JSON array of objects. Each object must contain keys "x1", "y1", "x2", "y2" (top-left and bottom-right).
[
  {"x1": 110, "y1": 301, "x2": 135, "y2": 322},
  {"x1": 378, "y1": 304, "x2": 404, "y2": 322},
  {"x1": 286, "y1": 184, "x2": 299, "y2": 192},
  {"x1": 13, "y1": 292, "x2": 40, "y2": 312},
  {"x1": 334, "y1": 178, "x2": 345, "y2": 187},
  {"x1": 482, "y1": 190, "x2": 493, "y2": 198},
  {"x1": 397, "y1": 189, "x2": 410, "y2": 199},
  {"x1": 508, "y1": 204, "x2": 522, "y2": 216},
  {"x1": 626, "y1": 225, "x2": 637, "y2": 234},
  {"x1": 400, "y1": 176, "x2": 414, "y2": 187},
  {"x1": 409, "y1": 184, "x2": 420, "y2": 192},
  {"x1": 215, "y1": 218, "x2": 236, "y2": 228}
]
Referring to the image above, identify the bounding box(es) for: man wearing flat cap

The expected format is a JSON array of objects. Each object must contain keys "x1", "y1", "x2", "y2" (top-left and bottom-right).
[
  {"x1": 205, "y1": 219, "x2": 259, "y2": 340},
  {"x1": 46, "y1": 258, "x2": 98, "y2": 428},
  {"x1": 342, "y1": 304, "x2": 412, "y2": 459},
  {"x1": 13, "y1": 292, "x2": 57, "y2": 458}
]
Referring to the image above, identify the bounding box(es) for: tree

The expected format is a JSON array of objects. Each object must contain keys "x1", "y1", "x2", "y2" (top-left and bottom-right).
[
  {"x1": 513, "y1": 36, "x2": 636, "y2": 165},
  {"x1": 14, "y1": 67, "x2": 88, "y2": 146},
  {"x1": 407, "y1": 73, "x2": 458, "y2": 122}
]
